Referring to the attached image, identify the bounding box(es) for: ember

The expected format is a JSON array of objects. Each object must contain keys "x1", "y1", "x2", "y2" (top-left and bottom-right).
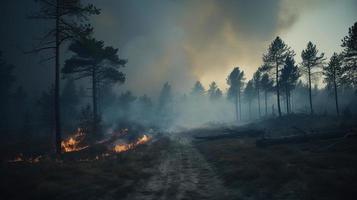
[{"x1": 61, "y1": 128, "x2": 89, "y2": 152}]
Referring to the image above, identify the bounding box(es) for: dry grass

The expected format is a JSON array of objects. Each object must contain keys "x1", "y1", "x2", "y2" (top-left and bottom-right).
[{"x1": 194, "y1": 117, "x2": 357, "y2": 200}]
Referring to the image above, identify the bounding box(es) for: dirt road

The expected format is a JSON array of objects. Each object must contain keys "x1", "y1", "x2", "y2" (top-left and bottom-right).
[{"x1": 125, "y1": 133, "x2": 233, "y2": 200}]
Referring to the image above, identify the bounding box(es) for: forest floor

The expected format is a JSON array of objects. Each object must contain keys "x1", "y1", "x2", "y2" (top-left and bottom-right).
[{"x1": 1, "y1": 115, "x2": 357, "y2": 200}]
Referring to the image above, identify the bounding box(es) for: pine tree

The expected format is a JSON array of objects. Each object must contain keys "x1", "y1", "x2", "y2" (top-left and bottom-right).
[
  {"x1": 280, "y1": 56, "x2": 300, "y2": 114},
  {"x1": 191, "y1": 81, "x2": 205, "y2": 96},
  {"x1": 323, "y1": 53, "x2": 343, "y2": 115},
  {"x1": 30, "y1": 0, "x2": 100, "y2": 155},
  {"x1": 63, "y1": 37, "x2": 127, "y2": 136},
  {"x1": 227, "y1": 67, "x2": 245, "y2": 121},
  {"x1": 260, "y1": 73, "x2": 274, "y2": 116},
  {"x1": 301, "y1": 41, "x2": 325, "y2": 115},
  {"x1": 341, "y1": 22, "x2": 357, "y2": 90},
  {"x1": 207, "y1": 81, "x2": 222, "y2": 100},
  {"x1": 158, "y1": 82, "x2": 173, "y2": 127},
  {"x1": 244, "y1": 80, "x2": 255, "y2": 120},
  {"x1": 263, "y1": 36, "x2": 295, "y2": 117}
]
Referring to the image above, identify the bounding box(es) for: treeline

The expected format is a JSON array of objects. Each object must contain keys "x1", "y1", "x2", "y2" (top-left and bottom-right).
[{"x1": 225, "y1": 22, "x2": 357, "y2": 121}]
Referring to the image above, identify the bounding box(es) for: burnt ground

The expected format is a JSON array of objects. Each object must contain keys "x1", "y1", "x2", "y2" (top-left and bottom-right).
[{"x1": 1, "y1": 115, "x2": 357, "y2": 200}]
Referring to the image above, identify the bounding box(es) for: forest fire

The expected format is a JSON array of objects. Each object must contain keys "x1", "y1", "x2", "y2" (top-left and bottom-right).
[
  {"x1": 61, "y1": 128, "x2": 89, "y2": 153},
  {"x1": 114, "y1": 135, "x2": 151, "y2": 153}
]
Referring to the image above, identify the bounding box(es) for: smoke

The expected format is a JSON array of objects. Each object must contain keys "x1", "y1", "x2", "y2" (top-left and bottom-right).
[{"x1": 89, "y1": 0, "x2": 338, "y2": 98}]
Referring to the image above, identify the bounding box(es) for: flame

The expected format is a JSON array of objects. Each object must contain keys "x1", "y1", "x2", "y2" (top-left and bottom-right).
[
  {"x1": 61, "y1": 128, "x2": 89, "y2": 153},
  {"x1": 114, "y1": 135, "x2": 151, "y2": 153}
]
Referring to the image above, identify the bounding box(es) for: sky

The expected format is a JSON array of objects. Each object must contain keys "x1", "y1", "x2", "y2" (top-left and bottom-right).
[{"x1": 0, "y1": 0, "x2": 356, "y2": 98}]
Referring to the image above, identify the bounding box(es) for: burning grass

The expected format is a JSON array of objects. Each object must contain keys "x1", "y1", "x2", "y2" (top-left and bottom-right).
[
  {"x1": 61, "y1": 128, "x2": 89, "y2": 153},
  {"x1": 0, "y1": 136, "x2": 170, "y2": 200},
  {"x1": 113, "y1": 134, "x2": 151, "y2": 153}
]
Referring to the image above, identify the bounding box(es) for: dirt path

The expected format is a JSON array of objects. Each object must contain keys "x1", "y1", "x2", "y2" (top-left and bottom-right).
[{"x1": 124, "y1": 133, "x2": 233, "y2": 200}]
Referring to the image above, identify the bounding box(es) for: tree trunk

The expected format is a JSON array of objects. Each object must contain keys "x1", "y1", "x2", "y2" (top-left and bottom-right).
[
  {"x1": 54, "y1": 0, "x2": 61, "y2": 156},
  {"x1": 334, "y1": 76, "x2": 339, "y2": 116},
  {"x1": 276, "y1": 62, "x2": 282, "y2": 117},
  {"x1": 308, "y1": 66, "x2": 313, "y2": 115},
  {"x1": 257, "y1": 88, "x2": 261, "y2": 118},
  {"x1": 264, "y1": 91, "x2": 268, "y2": 116}
]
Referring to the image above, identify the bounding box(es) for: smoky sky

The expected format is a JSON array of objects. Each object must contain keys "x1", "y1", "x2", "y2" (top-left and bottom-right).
[{"x1": 1, "y1": 0, "x2": 356, "y2": 98}]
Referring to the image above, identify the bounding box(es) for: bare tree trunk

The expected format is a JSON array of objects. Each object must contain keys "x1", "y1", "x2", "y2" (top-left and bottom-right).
[
  {"x1": 276, "y1": 62, "x2": 282, "y2": 117},
  {"x1": 308, "y1": 66, "x2": 313, "y2": 115},
  {"x1": 54, "y1": 0, "x2": 61, "y2": 156}
]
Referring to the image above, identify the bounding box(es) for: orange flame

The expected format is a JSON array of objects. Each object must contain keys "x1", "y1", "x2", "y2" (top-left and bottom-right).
[
  {"x1": 114, "y1": 135, "x2": 150, "y2": 153},
  {"x1": 61, "y1": 128, "x2": 89, "y2": 153}
]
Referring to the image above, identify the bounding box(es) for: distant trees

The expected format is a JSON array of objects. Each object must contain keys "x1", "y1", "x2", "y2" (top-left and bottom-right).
[
  {"x1": 31, "y1": 0, "x2": 100, "y2": 154},
  {"x1": 341, "y1": 22, "x2": 357, "y2": 90},
  {"x1": 263, "y1": 37, "x2": 295, "y2": 117},
  {"x1": 244, "y1": 80, "x2": 255, "y2": 120},
  {"x1": 260, "y1": 73, "x2": 274, "y2": 116},
  {"x1": 63, "y1": 37, "x2": 127, "y2": 137},
  {"x1": 191, "y1": 81, "x2": 205, "y2": 96},
  {"x1": 37, "y1": 86, "x2": 55, "y2": 133},
  {"x1": 159, "y1": 82, "x2": 173, "y2": 111},
  {"x1": 207, "y1": 81, "x2": 222, "y2": 100},
  {"x1": 227, "y1": 67, "x2": 245, "y2": 121},
  {"x1": 280, "y1": 56, "x2": 300, "y2": 114},
  {"x1": 158, "y1": 82, "x2": 173, "y2": 126},
  {"x1": 301, "y1": 42, "x2": 325, "y2": 115},
  {"x1": 136, "y1": 95, "x2": 154, "y2": 122},
  {"x1": 118, "y1": 91, "x2": 137, "y2": 116},
  {"x1": 323, "y1": 53, "x2": 343, "y2": 115},
  {"x1": 61, "y1": 79, "x2": 80, "y2": 130}
]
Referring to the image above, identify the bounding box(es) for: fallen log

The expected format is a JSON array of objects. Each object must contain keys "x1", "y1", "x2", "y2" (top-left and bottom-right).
[{"x1": 256, "y1": 130, "x2": 355, "y2": 147}]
